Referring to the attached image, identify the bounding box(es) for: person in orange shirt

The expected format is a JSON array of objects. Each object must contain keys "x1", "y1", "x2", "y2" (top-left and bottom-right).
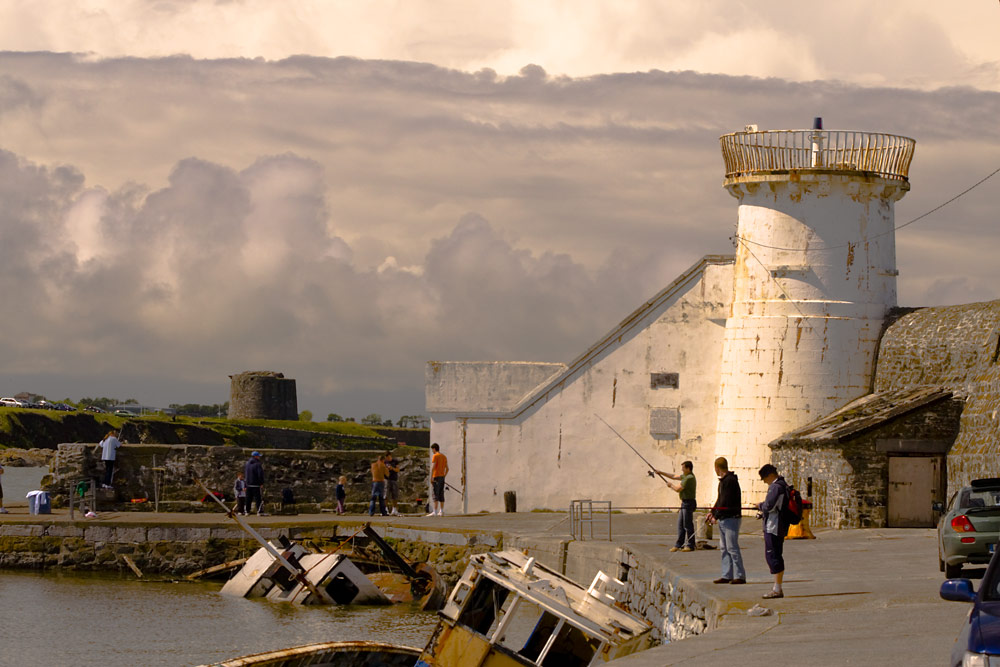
[
  {"x1": 369, "y1": 454, "x2": 389, "y2": 517},
  {"x1": 428, "y1": 443, "x2": 449, "y2": 516}
]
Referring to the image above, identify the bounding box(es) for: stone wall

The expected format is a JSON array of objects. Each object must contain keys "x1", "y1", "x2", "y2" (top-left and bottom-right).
[
  {"x1": 228, "y1": 371, "x2": 298, "y2": 421},
  {"x1": 772, "y1": 398, "x2": 963, "y2": 528},
  {"x1": 0, "y1": 521, "x2": 499, "y2": 583},
  {"x1": 46, "y1": 444, "x2": 430, "y2": 512},
  {"x1": 874, "y1": 301, "x2": 1000, "y2": 494}
]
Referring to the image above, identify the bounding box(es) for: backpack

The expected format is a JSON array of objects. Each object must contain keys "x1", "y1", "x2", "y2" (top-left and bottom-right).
[{"x1": 782, "y1": 485, "x2": 803, "y2": 525}]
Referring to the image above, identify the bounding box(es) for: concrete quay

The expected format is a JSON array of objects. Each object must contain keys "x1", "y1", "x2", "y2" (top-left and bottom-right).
[{"x1": 0, "y1": 506, "x2": 970, "y2": 665}]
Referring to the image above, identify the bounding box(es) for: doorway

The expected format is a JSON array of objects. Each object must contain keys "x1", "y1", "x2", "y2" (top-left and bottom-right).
[{"x1": 888, "y1": 455, "x2": 943, "y2": 528}]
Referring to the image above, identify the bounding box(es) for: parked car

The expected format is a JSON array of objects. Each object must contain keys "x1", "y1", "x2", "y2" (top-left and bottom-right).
[
  {"x1": 53, "y1": 403, "x2": 76, "y2": 411},
  {"x1": 114, "y1": 409, "x2": 139, "y2": 417},
  {"x1": 85, "y1": 405, "x2": 107, "y2": 413},
  {"x1": 941, "y1": 547, "x2": 1000, "y2": 666},
  {"x1": 937, "y1": 478, "x2": 1000, "y2": 578},
  {"x1": 0, "y1": 397, "x2": 25, "y2": 408}
]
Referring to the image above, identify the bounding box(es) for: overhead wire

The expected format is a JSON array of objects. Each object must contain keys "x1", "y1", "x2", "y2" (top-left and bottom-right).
[{"x1": 731, "y1": 164, "x2": 1000, "y2": 252}]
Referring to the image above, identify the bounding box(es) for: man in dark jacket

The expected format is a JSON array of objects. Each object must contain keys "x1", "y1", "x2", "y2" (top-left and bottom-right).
[
  {"x1": 757, "y1": 463, "x2": 790, "y2": 599},
  {"x1": 244, "y1": 451, "x2": 266, "y2": 516},
  {"x1": 708, "y1": 457, "x2": 745, "y2": 585}
]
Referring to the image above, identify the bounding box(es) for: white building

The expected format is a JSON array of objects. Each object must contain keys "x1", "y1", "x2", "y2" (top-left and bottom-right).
[{"x1": 426, "y1": 122, "x2": 916, "y2": 512}]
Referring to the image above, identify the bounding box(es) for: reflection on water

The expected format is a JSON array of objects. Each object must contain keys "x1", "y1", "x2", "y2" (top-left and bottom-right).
[{"x1": 0, "y1": 569, "x2": 439, "y2": 667}]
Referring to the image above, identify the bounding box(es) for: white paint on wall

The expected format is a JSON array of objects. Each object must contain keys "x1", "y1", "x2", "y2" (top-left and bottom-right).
[{"x1": 427, "y1": 256, "x2": 733, "y2": 512}]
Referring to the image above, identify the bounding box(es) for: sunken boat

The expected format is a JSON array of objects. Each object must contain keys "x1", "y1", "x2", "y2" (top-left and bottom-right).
[{"x1": 417, "y1": 549, "x2": 652, "y2": 666}]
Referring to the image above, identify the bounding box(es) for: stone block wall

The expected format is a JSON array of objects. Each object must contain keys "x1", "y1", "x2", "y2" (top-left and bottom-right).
[
  {"x1": 46, "y1": 444, "x2": 430, "y2": 511},
  {"x1": 874, "y1": 301, "x2": 1000, "y2": 498}
]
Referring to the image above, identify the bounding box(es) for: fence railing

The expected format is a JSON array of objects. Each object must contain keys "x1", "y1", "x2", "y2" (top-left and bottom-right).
[
  {"x1": 720, "y1": 130, "x2": 915, "y2": 181},
  {"x1": 569, "y1": 499, "x2": 612, "y2": 541}
]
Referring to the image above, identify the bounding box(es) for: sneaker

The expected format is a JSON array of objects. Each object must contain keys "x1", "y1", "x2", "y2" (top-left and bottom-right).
[
  {"x1": 436, "y1": 510, "x2": 443, "y2": 516},
  {"x1": 681, "y1": 547, "x2": 693, "y2": 552},
  {"x1": 390, "y1": 508, "x2": 399, "y2": 516},
  {"x1": 425, "y1": 512, "x2": 437, "y2": 517},
  {"x1": 669, "y1": 547, "x2": 681, "y2": 552},
  {"x1": 762, "y1": 590, "x2": 783, "y2": 599},
  {"x1": 712, "y1": 577, "x2": 731, "y2": 584}
]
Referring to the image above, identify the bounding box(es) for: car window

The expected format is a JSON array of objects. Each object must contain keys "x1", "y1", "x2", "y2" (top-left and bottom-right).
[
  {"x1": 960, "y1": 489, "x2": 1000, "y2": 509},
  {"x1": 984, "y1": 568, "x2": 1000, "y2": 601}
]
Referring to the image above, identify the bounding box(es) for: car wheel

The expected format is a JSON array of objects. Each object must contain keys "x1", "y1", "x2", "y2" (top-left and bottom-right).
[{"x1": 945, "y1": 562, "x2": 963, "y2": 579}]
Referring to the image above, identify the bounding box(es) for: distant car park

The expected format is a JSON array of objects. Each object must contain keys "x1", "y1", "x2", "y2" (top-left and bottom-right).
[{"x1": 937, "y1": 478, "x2": 1000, "y2": 578}]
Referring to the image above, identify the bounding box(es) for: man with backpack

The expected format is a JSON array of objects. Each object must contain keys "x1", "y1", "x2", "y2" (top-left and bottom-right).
[{"x1": 757, "y1": 463, "x2": 798, "y2": 599}]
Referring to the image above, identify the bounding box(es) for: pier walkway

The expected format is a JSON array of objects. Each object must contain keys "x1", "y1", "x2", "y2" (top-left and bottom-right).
[{"x1": 0, "y1": 505, "x2": 968, "y2": 665}]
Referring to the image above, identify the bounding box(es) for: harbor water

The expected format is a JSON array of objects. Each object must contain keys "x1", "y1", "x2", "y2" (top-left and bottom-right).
[
  {"x1": 0, "y1": 569, "x2": 439, "y2": 667},
  {"x1": 2, "y1": 466, "x2": 439, "y2": 665}
]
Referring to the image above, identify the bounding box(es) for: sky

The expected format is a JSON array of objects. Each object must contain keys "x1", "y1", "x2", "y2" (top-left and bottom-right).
[{"x1": 1, "y1": 1, "x2": 999, "y2": 420}]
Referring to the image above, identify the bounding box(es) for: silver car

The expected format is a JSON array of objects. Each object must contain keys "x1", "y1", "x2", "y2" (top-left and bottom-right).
[{"x1": 936, "y1": 478, "x2": 1000, "y2": 578}]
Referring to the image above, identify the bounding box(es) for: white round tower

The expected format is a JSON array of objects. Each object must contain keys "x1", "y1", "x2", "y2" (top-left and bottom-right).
[{"x1": 714, "y1": 120, "x2": 915, "y2": 497}]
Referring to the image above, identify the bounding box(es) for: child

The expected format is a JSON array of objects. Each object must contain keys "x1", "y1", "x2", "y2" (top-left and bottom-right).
[
  {"x1": 336, "y1": 475, "x2": 347, "y2": 515},
  {"x1": 234, "y1": 471, "x2": 247, "y2": 515}
]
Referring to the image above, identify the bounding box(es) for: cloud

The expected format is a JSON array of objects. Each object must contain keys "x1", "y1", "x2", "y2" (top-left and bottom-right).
[
  {"x1": 1, "y1": 53, "x2": 999, "y2": 417},
  {"x1": 0, "y1": 147, "x2": 675, "y2": 416},
  {"x1": 1, "y1": 1, "x2": 997, "y2": 90}
]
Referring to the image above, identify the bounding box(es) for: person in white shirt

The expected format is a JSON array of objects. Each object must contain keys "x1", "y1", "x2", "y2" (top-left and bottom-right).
[{"x1": 96, "y1": 431, "x2": 122, "y2": 489}]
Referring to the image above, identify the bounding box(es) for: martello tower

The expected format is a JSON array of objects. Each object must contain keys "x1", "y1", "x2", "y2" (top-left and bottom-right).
[{"x1": 714, "y1": 120, "x2": 915, "y2": 495}]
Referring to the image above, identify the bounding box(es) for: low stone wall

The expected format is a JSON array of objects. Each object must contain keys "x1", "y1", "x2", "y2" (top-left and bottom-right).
[
  {"x1": 46, "y1": 444, "x2": 430, "y2": 511},
  {"x1": 0, "y1": 521, "x2": 501, "y2": 584}
]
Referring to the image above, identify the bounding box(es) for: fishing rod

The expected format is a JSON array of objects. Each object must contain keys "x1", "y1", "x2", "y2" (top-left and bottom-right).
[{"x1": 594, "y1": 413, "x2": 671, "y2": 487}]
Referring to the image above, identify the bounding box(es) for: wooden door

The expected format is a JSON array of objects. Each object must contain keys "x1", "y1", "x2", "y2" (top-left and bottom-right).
[{"x1": 888, "y1": 456, "x2": 940, "y2": 528}]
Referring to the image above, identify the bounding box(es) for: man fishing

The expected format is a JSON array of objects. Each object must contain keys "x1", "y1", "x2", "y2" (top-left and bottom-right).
[{"x1": 652, "y1": 461, "x2": 697, "y2": 552}]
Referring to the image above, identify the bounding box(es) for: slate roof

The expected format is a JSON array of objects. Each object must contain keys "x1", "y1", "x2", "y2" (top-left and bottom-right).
[{"x1": 771, "y1": 385, "x2": 953, "y2": 446}]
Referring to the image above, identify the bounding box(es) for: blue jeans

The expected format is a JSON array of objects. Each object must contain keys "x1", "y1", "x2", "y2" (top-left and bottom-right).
[
  {"x1": 676, "y1": 499, "x2": 696, "y2": 549},
  {"x1": 718, "y1": 517, "x2": 745, "y2": 580},
  {"x1": 369, "y1": 481, "x2": 386, "y2": 516}
]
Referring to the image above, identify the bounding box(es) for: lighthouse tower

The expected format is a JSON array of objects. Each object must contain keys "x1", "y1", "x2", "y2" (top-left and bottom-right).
[{"x1": 714, "y1": 120, "x2": 915, "y2": 496}]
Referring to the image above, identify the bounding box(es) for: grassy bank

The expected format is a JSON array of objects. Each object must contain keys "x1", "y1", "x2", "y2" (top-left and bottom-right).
[{"x1": 0, "y1": 407, "x2": 391, "y2": 451}]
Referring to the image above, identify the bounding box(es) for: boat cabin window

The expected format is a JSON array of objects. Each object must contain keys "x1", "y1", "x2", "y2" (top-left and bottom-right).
[
  {"x1": 457, "y1": 578, "x2": 510, "y2": 636},
  {"x1": 324, "y1": 571, "x2": 360, "y2": 604},
  {"x1": 491, "y1": 596, "x2": 599, "y2": 666},
  {"x1": 519, "y1": 614, "x2": 599, "y2": 666}
]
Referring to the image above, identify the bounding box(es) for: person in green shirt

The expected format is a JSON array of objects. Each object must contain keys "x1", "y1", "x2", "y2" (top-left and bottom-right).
[{"x1": 654, "y1": 461, "x2": 697, "y2": 552}]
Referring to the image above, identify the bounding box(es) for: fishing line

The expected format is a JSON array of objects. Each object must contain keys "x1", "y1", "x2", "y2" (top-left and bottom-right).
[{"x1": 594, "y1": 413, "x2": 669, "y2": 486}]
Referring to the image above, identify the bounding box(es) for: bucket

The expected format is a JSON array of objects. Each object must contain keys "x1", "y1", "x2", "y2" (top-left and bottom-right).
[{"x1": 26, "y1": 490, "x2": 51, "y2": 515}]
